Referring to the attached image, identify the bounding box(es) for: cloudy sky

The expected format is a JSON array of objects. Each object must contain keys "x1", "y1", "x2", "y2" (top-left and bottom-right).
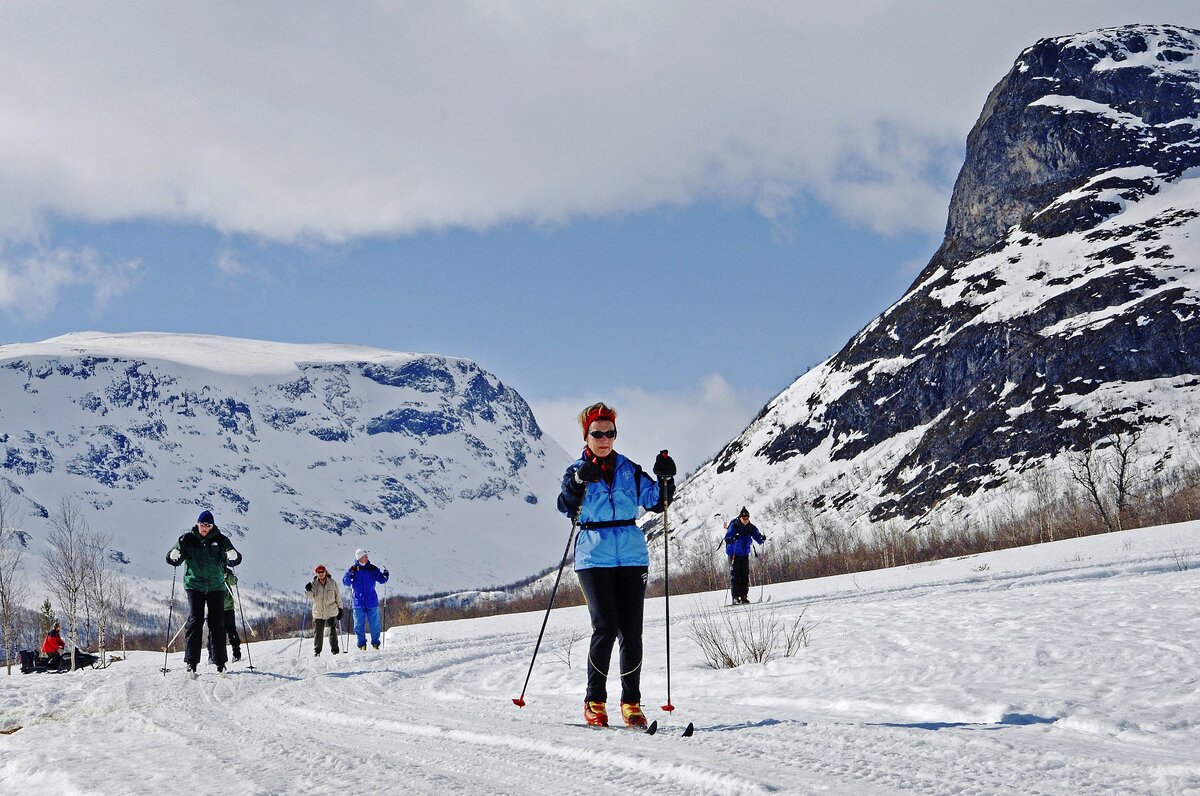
[{"x1": 2, "y1": 2, "x2": 1197, "y2": 472}]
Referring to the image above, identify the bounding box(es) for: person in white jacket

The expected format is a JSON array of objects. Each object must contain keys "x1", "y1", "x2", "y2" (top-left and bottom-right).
[{"x1": 305, "y1": 564, "x2": 343, "y2": 656}]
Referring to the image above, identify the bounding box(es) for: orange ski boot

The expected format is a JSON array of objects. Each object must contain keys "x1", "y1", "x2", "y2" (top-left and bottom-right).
[
  {"x1": 621, "y1": 702, "x2": 648, "y2": 729},
  {"x1": 584, "y1": 701, "x2": 609, "y2": 727}
]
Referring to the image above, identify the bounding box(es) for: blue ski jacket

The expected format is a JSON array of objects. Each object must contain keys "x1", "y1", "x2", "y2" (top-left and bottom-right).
[
  {"x1": 342, "y1": 561, "x2": 389, "y2": 609},
  {"x1": 558, "y1": 452, "x2": 662, "y2": 570},
  {"x1": 724, "y1": 518, "x2": 764, "y2": 557}
]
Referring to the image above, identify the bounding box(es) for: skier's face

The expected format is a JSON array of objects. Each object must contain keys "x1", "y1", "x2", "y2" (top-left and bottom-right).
[
  {"x1": 586, "y1": 420, "x2": 616, "y2": 458},
  {"x1": 198, "y1": 522, "x2": 213, "y2": 536}
]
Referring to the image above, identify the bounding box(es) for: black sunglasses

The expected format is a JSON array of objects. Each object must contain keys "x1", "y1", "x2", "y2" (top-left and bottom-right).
[{"x1": 588, "y1": 429, "x2": 618, "y2": 439}]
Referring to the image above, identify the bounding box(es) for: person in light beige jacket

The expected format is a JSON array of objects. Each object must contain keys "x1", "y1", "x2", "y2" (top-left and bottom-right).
[{"x1": 305, "y1": 564, "x2": 343, "y2": 656}]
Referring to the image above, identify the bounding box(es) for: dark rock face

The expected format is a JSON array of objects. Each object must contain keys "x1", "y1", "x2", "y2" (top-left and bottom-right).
[
  {"x1": 699, "y1": 25, "x2": 1200, "y2": 527},
  {"x1": 940, "y1": 24, "x2": 1200, "y2": 267}
]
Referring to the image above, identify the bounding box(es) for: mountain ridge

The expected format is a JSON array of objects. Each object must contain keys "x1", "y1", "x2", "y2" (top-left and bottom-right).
[
  {"x1": 657, "y1": 23, "x2": 1200, "y2": 544},
  {"x1": 0, "y1": 331, "x2": 570, "y2": 596}
]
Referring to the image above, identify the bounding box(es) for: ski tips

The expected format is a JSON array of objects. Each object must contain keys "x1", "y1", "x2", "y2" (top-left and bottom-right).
[
  {"x1": 512, "y1": 698, "x2": 526, "y2": 708},
  {"x1": 661, "y1": 703, "x2": 675, "y2": 712},
  {"x1": 645, "y1": 720, "x2": 659, "y2": 735},
  {"x1": 683, "y1": 722, "x2": 695, "y2": 737}
]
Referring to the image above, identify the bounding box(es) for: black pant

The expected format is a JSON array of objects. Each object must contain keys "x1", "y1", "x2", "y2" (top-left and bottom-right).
[
  {"x1": 313, "y1": 617, "x2": 341, "y2": 653},
  {"x1": 207, "y1": 609, "x2": 241, "y2": 661},
  {"x1": 576, "y1": 566, "x2": 647, "y2": 704},
  {"x1": 729, "y1": 555, "x2": 751, "y2": 600},
  {"x1": 184, "y1": 589, "x2": 227, "y2": 667}
]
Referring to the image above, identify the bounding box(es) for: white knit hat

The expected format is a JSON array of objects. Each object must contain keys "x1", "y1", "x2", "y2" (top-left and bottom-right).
[{"x1": 354, "y1": 548, "x2": 368, "y2": 560}]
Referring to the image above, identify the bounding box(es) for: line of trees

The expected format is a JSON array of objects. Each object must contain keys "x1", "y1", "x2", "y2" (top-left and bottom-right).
[{"x1": 383, "y1": 429, "x2": 1200, "y2": 626}]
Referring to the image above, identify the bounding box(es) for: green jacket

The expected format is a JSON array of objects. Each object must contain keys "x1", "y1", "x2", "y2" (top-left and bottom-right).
[
  {"x1": 167, "y1": 526, "x2": 242, "y2": 591},
  {"x1": 223, "y1": 570, "x2": 238, "y2": 611}
]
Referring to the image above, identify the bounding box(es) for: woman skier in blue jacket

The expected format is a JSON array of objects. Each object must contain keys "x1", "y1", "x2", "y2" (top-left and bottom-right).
[{"x1": 557, "y1": 402, "x2": 674, "y2": 728}]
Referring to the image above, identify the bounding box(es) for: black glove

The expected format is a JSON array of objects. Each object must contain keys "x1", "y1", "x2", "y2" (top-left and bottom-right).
[
  {"x1": 574, "y1": 459, "x2": 602, "y2": 483},
  {"x1": 653, "y1": 450, "x2": 676, "y2": 478},
  {"x1": 305, "y1": 582, "x2": 313, "y2": 593},
  {"x1": 350, "y1": 565, "x2": 358, "y2": 573},
  {"x1": 336, "y1": 607, "x2": 343, "y2": 620},
  {"x1": 761, "y1": 534, "x2": 768, "y2": 542},
  {"x1": 166, "y1": 549, "x2": 183, "y2": 567}
]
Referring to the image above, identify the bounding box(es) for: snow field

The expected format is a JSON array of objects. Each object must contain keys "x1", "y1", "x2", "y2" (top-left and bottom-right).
[{"x1": 2, "y1": 522, "x2": 1198, "y2": 794}]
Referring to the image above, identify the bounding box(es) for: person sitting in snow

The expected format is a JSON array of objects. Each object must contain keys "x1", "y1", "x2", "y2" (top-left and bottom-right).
[
  {"x1": 342, "y1": 549, "x2": 388, "y2": 650},
  {"x1": 724, "y1": 507, "x2": 766, "y2": 604},
  {"x1": 41, "y1": 621, "x2": 66, "y2": 671}
]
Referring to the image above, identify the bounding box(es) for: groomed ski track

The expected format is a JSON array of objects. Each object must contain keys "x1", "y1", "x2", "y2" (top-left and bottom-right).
[{"x1": 2, "y1": 522, "x2": 1198, "y2": 794}]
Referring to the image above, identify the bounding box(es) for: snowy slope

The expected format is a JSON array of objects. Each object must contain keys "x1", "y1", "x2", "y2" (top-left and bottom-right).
[
  {"x1": 660, "y1": 25, "x2": 1200, "y2": 546},
  {"x1": 0, "y1": 332, "x2": 572, "y2": 597},
  {"x1": 1, "y1": 522, "x2": 1196, "y2": 794}
]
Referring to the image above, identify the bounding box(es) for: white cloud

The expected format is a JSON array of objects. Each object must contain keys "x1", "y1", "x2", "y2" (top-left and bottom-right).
[
  {"x1": 529, "y1": 373, "x2": 771, "y2": 477},
  {"x1": 0, "y1": 245, "x2": 139, "y2": 320},
  {"x1": 0, "y1": 2, "x2": 1189, "y2": 244}
]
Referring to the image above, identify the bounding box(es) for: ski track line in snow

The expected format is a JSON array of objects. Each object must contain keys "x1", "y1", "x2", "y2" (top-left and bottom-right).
[{"x1": 277, "y1": 701, "x2": 777, "y2": 796}]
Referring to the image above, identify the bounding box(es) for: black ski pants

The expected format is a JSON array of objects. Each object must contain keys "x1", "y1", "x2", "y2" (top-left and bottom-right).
[
  {"x1": 184, "y1": 589, "x2": 227, "y2": 667},
  {"x1": 729, "y1": 554, "x2": 751, "y2": 601},
  {"x1": 206, "y1": 608, "x2": 241, "y2": 661},
  {"x1": 576, "y1": 565, "x2": 647, "y2": 705},
  {"x1": 313, "y1": 618, "x2": 340, "y2": 654}
]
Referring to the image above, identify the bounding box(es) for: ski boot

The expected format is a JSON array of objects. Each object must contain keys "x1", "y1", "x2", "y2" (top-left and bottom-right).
[
  {"x1": 358, "y1": 644, "x2": 367, "y2": 651},
  {"x1": 217, "y1": 664, "x2": 228, "y2": 678},
  {"x1": 186, "y1": 663, "x2": 198, "y2": 681},
  {"x1": 372, "y1": 643, "x2": 380, "y2": 650},
  {"x1": 232, "y1": 650, "x2": 242, "y2": 662},
  {"x1": 584, "y1": 701, "x2": 608, "y2": 727},
  {"x1": 621, "y1": 703, "x2": 648, "y2": 729}
]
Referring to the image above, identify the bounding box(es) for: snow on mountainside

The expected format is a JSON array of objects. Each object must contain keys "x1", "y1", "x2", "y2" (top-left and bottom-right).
[
  {"x1": 659, "y1": 24, "x2": 1200, "y2": 544},
  {"x1": 0, "y1": 332, "x2": 571, "y2": 596}
]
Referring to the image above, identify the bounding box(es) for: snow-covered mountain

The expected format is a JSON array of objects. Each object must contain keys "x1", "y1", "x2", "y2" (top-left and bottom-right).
[
  {"x1": 661, "y1": 24, "x2": 1200, "y2": 541},
  {"x1": 0, "y1": 332, "x2": 571, "y2": 594}
]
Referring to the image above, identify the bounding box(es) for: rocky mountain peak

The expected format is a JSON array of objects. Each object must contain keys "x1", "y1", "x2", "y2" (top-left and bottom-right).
[
  {"x1": 939, "y1": 24, "x2": 1200, "y2": 269},
  {"x1": 660, "y1": 24, "x2": 1200, "y2": 543}
]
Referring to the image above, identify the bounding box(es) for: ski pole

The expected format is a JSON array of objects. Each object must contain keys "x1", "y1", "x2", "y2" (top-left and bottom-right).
[
  {"x1": 161, "y1": 568, "x2": 177, "y2": 676},
  {"x1": 512, "y1": 517, "x2": 577, "y2": 708},
  {"x1": 381, "y1": 584, "x2": 387, "y2": 652},
  {"x1": 297, "y1": 608, "x2": 308, "y2": 661},
  {"x1": 167, "y1": 621, "x2": 185, "y2": 650},
  {"x1": 660, "y1": 475, "x2": 675, "y2": 713},
  {"x1": 232, "y1": 579, "x2": 255, "y2": 671}
]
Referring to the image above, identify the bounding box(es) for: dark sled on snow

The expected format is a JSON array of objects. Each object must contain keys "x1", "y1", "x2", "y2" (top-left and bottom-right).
[{"x1": 19, "y1": 649, "x2": 100, "y2": 674}]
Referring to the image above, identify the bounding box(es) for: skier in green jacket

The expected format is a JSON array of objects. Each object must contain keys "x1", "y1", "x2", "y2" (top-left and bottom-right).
[{"x1": 167, "y1": 510, "x2": 242, "y2": 677}]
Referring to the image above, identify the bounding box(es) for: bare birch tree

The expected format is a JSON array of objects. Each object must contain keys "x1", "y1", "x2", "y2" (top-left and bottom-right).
[
  {"x1": 1068, "y1": 429, "x2": 1144, "y2": 533},
  {"x1": 0, "y1": 490, "x2": 28, "y2": 675},
  {"x1": 82, "y1": 525, "x2": 115, "y2": 667},
  {"x1": 41, "y1": 499, "x2": 91, "y2": 671}
]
